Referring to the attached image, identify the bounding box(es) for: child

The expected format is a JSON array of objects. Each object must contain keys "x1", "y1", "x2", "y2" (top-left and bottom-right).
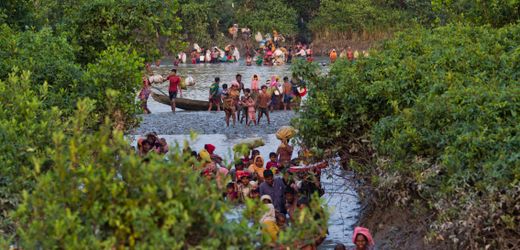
[
  {"x1": 246, "y1": 55, "x2": 252, "y2": 66},
  {"x1": 236, "y1": 170, "x2": 253, "y2": 202},
  {"x1": 221, "y1": 83, "x2": 229, "y2": 97},
  {"x1": 224, "y1": 182, "x2": 238, "y2": 202},
  {"x1": 266, "y1": 152, "x2": 280, "y2": 173},
  {"x1": 251, "y1": 75, "x2": 259, "y2": 94},
  {"x1": 238, "y1": 89, "x2": 251, "y2": 124},
  {"x1": 245, "y1": 93, "x2": 257, "y2": 126},
  {"x1": 138, "y1": 76, "x2": 151, "y2": 114}
]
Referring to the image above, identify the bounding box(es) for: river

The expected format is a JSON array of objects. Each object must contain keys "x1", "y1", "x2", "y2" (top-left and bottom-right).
[{"x1": 134, "y1": 58, "x2": 360, "y2": 249}]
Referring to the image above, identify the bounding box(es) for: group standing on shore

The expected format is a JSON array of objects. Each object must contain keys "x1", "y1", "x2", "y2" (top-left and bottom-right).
[{"x1": 207, "y1": 73, "x2": 304, "y2": 127}]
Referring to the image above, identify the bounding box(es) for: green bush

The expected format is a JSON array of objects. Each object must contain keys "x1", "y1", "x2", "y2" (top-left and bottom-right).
[
  {"x1": 309, "y1": 0, "x2": 410, "y2": 36},
  {"x1": 0, "y1": 25, "x2": 82, "y2": 109},
  {"x1": 295, "y1": 23, "x2": 520, "y2": 247},
  {"x1": 14, "y1": 100, "x2": 256, "y2": 249},
  {"x1": 235, "y1": 0, "x2": 298, "y2": 36},
  {"x1": 80, "y1": 46, "x2": 143, "y2": 130},
  {"x1": 0, "y1": 70, "x2": 64, "y2": 236}
]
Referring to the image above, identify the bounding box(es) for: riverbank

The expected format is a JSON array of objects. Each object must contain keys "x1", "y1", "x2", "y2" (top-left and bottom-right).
[{"x1": 133, "y1": 110, "x2": 296, "y2": 135}]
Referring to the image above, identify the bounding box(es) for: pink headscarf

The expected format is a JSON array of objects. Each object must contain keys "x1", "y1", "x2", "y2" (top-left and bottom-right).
[
  {"x1": 352, "y1": 227, "x2": 374, "y2": 246},
  {"x1": 270, "y1": 76, "x2": 277, "y2": 87}
]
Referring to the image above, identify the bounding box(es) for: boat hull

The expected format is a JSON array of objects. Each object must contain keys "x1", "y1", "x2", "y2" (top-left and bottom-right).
[{"x1": 151, "y1": 93, "x2": 218, "y2": 111}]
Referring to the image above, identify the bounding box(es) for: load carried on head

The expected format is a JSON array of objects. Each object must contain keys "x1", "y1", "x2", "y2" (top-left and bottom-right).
[{"x1": 276, "y1": 126, "x2": 296, "y2": 142}]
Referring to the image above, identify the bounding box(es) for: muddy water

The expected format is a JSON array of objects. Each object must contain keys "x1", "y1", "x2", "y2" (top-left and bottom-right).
[{"x1": 136, "y1": 60, "x2": 359, "y2": 249}]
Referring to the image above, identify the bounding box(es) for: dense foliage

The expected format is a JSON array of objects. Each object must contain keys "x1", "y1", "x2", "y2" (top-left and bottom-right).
[
  {"x1": 14, "y1": 102, "x2": 257, "y2": 248},
  {"x1": 310, "y1": 0, "x2": 410, "y2": 37},
  {"x1": 235, "y1": 0, "x2": 298, "y2": 37},
  {"x1": 295, "y1": 24, "x2": 520, "y2": 248},
  {"x1": 0, "y1": 71, "x2": 64, "y2": 236}
]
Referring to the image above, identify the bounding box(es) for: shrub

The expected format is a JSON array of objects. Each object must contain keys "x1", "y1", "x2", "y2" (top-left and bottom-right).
[
  {"x1": 295, "y1": 23, "x2": 520, "y2": 248},
  {"x1": 80, "y1": 46, "x2": 143, "y2": 130},
  {"x1": 0, "y1": 70, "x2": 64, "y2": 236},
  {"x1": 14, "y1": 100, "x2": 257, "y2": 249}
]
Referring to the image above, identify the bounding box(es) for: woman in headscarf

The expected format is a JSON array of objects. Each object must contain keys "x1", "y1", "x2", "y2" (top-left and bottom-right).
[
  {"x1": 260, "y1": 195, "x2": 279, "y2": 243},
  {"x1": 248, "y1": 155, "x2": 265, "y2": 182},
  {"x1": 352, "y1": 227, "x2": 375, "y2": 250}
]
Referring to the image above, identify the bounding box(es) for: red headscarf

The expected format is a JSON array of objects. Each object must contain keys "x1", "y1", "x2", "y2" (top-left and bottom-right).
[
  {"x1": 352, "y1": 226, "x2": 374, "y2": 246},
  {"x1": 204, "y1": 144, "x2": 216, "y2": 154}
]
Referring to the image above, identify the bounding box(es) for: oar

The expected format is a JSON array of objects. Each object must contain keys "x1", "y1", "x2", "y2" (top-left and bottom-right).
[{"x1": 151, "y1": 86, "x2": 169, "y2": 96}]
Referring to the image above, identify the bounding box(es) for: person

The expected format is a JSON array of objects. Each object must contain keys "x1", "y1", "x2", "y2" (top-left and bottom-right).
[
  {"x1": 173, "y1": 56, "x2": 180, "y2": 66},
  {"x1": 236, "y1": 170, "x2": 253, "y2": 201},
  {"x1": 190, "y1": 50, "x2": 197, "y2": 64},
  {"x1": 235, "y1": 74, "x2": 244, "y2": 93},
  {"x1": 222, "y1": 84, "x2": 237, "y2": 127},
  {"x1": 248, "y1": 155, "x2": 265, "y2": 182},
  {"x1": 166, "y1": 69, "x2": 182, "y2": 112},
  {"x1": 158, "y1": 138, "x2": 169, "y2": 154},
  {"x1": 352, "y1": 227, "x2": 374, "y2": 250},
  {"x1": 282, "y1": 76, "x2": 292, "y2": 111},
  {"x1": 138, "y1": 76, "x2": 151, "y2": 114},
  {"x1": 284, "y1": 187, "x2": 297, "y2": 221},
  {"x1": 245, "y1": 94, "x2": 256, "y2": 126},
  {"x1": 250, "y1": 187, "x2": 260, "y2": 199},
  {"x1": 257, "y1": 85, "x2": 271, "y2": 125},
  {"x1": 266, "y1": 152, "x2": 280, "y2": 173},
  {"x1": 260, "y1": 195, "x2": 280, "y2": 243},
  {"x1": 354, "y1": 50, "x2": 359, "y2": 60},
  {"x1": 340, "y1": 49, "x2": 347, "y2": 59},
  {"x1": 238, "y1": 89, "x2": 249, "y2": 124},
  {"x1": 329, "y1": 49, "x2": 338, "y2": 63},
  {"x1": 224, "y1": 182, "x2": 238, "y2": 202},
  {"x1": 275, "y1": 212, "x2": 287, "y2": 231},
  {"x1": 251, "y1": 75, "x2": 259, "y2": 94},
  {"x1": 246, "y1": 55, "x2": 252, "y2": 66},
  {"x1": 269, "y1": 77, "x2": 280, "y2": 112},
  {"x1": 347, "y1": 46, "x2": 354, "y2": 62},
  {"x1": 229, "y1": 81, "x2": 241, "y2": 119},
  {"x1": 139, "y1": 140, "x2": 153, "y2": 157},
  {"x1": 249, "y1": 149, "x2": 260, "y2": 165},
  {"x1": 204, "y1": 144, "x2": 223, "y2": 167},
  {"x1": 208, "y1": 77, "x2": 221, "y2": 111},
  {"x1": 277, "y1": 137, "x2": 293, "y2": 167},
  {"x1": 334, "y1": 243, "x2": 346, "y2": 250},
  {"x1": 259, "y1": 169, "x2": 287, "y2": 214}
]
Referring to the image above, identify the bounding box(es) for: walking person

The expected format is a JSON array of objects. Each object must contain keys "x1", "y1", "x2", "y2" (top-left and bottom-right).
[
  {"x1": 166, "y1": 69, "x2": 182, "y2": 112},
  {"x1": 257, "y1": 85, "x2": 271, "y2": 125},
  {"x1": 208, "y1": 77, "x2": 221, "y2": 111}
]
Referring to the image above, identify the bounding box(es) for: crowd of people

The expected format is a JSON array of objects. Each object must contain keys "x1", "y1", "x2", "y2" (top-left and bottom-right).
[
  {"x1": 207, "y1": 73, "x2": 305, "y2": 127},
  {"x1": 135, "y1": 130, "x2": 375, "y2": 249}
]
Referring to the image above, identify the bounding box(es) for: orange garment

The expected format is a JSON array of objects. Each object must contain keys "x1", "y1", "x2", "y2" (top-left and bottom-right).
[
  {"x1": 248, "y1": 155, "x2": 265, "y2": 179},
  {"x1": 329, "y1": 51, "x2": 337, "y2": 63}
]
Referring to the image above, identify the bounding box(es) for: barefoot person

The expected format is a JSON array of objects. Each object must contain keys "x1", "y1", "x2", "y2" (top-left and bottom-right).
[
  {"x1": 245, "y1": 94, "x2": 257, "y2": 126},
  {"x1": 166, "y1": 69, "x2": 182, "y2": 112},
  {"x1": 282, "y1": 76, "x2": 292, "y2": 111},
  {"x1": 257, "y1": 85, "x2": 271, "y2": 125},
  {"x1": 208, "y1": 77, "x2": 221, "y2": 111},
  {"x1": 138, "y1": 76, "x2": 151, "y2": 114},
  {"x1": 222, "y1": 84, "x2": 237, "y2": 127}
]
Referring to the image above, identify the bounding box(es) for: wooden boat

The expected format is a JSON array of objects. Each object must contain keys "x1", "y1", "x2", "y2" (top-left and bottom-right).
[{"x1": 151, "y1": 92, "x2": 218, "y2": 111}]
